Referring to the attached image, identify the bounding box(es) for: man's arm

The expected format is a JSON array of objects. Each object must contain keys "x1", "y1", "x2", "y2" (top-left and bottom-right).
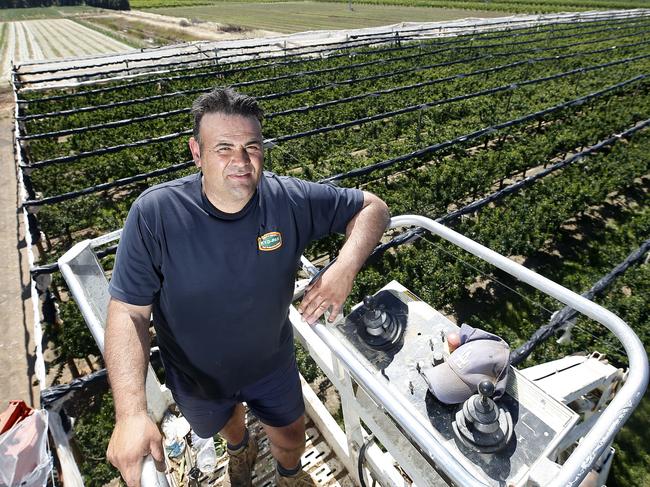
[
  {"x1": 299, "y1": 191, "x2": 389, "y2": 324},
  {"x1": 105, "y1": 298, "x2": 165, "y2": 487}
]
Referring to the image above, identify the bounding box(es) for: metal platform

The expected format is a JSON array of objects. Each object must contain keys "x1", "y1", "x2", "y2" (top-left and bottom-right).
[
  {"x1": 165, "y1": 414, "x2": 354, "y2": 487},
  {"x1": 57, "y1": 215, "x2": 649, "y2": 487}
]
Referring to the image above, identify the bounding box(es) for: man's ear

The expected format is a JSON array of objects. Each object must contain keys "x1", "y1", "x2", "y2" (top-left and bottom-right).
[{"x1": 189, "y1": 137, "x2": 201, "y2": 167}]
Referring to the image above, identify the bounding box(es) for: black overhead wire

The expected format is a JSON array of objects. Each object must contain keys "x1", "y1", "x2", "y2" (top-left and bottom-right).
[
  {"x1": 26, "y1": 83, "x2": 648, "y2": 278},
  {"x1": 270, "y1": 54, "x2": 650, "y2": 144},
  {"x1": 364, "y1": 118, "x2": 650, "y2": 263},
  {"x1": 21, "y1": 52, "x2": 650, "y2": 171},
  {"x1": 319, "y1": 75, "x2": 648, "y2": 184},
  {"x1": 19, "y1": 70, "x2": 648, "y2": 205},
  {"x1": 510, "y1": 236, "x2": 650, "y2": 366},
  {"x1": 23, "y1": 129, "x2": 192, "y2": 169},
  {"x1": 22, "y1": 33, "x2": 650, "y2": 141},
  {"x1": 32, "y1": 243, "x2": 119, "y2": 277},
  {"x1": 17, "y1": 14, "x2": 639, "y2": 86},
  {"x1": 28, "y1": 117, "x2": 650, "y2": 277},
  {"x1": 17, "y1": 16, "x2": 650, "y2": 114},
  {"x1": 266, "y1": 43, "x2": 650, "y2": 120}
]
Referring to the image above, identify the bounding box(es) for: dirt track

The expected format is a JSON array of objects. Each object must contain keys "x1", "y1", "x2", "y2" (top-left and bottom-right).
[{"x1": 0, "y1": 87, "x2": 38, "y2": 407}]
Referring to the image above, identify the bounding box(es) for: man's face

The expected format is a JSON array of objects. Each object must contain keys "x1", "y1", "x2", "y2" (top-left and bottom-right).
[{"x1": 189, "y1": 112, "x2": 264, "y2": 210}]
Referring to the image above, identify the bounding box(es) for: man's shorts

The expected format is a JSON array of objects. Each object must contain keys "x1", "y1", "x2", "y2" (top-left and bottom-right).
[{"x1": 172, "y1": 355, "x2": 305, "y2": 438}]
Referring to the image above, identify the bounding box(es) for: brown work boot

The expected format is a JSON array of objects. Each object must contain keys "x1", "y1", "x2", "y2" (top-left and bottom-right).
[
  {"x1": 222, "y1": 434, "x2": 258, "y2": 487},
  {"x1": 274, "y1": 468, "x2": 317, "y2": 486}
]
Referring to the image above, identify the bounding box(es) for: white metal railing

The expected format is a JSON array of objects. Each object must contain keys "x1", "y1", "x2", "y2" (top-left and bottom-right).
[{"x1": 57, "y1": 215, "x2": 649, "y2": 487}]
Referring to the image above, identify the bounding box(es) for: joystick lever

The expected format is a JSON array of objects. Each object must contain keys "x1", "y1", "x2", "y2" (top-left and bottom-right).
[
  {"x1": 452, "y1": 380, "x2": 513, "y2": 453},
  {"x1": 358, "y1": 294, "x2": 405, "y2": 349},
  {"x1": 363, "y1": 295, "x2": 386, "y2": 336}
]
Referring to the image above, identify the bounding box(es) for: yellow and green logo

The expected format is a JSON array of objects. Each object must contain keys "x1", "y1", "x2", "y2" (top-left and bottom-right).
[{"x1": 258, "y1": 231, "x2": 282, "y2": 251}]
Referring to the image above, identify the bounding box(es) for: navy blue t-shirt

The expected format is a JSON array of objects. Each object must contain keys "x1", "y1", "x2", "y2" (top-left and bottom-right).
[{"x1": 109, "y1": 171, "x2": 363, "y2": 399}]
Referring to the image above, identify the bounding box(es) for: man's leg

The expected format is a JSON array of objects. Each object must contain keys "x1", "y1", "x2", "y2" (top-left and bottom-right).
[
  {"x1": 174, "y1": 393, "x2": 258, "y2": 486},
  {"x1": 219, "y1": 402, "x2": 247, "y2": 445},
  {"x1": 262, "y1": 415, "x2": 317, "y2": 486},
  {"x1": 220, "y1": 403, "x2": 258, "y2": 487},
  {"x1": 261, "y1": 414, "x2": 306, "y2": 471}
]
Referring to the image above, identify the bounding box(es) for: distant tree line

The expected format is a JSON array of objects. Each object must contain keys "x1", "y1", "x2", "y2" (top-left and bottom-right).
[{"x1": 0, "y1": 0, "x2": 129, "y2": 9}]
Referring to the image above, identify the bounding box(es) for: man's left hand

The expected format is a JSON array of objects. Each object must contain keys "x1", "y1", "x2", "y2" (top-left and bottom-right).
[{"x1": 299, "y1": 262, "x2": 354, "y2": 325}]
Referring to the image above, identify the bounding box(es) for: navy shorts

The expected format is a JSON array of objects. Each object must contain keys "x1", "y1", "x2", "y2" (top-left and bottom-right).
[{"x1": 172, "y1": 356, "x2": 305, "y2": 438}]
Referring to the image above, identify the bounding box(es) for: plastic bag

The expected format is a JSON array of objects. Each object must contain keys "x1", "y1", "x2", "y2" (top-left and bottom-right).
[
  {"x1": 191, "y1": 431, "x2": 217, "y2": 474},
  {"x1": 0, "y1": 409, "x2": 52, "y2": 487}
]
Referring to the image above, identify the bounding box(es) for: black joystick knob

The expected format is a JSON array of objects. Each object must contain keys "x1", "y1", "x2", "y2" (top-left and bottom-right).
[
  {"x1": 363, "y1": 295, "x2": 376, "y2": 309},
  {"x1": 478, "y1": 380, "x2": 495, "y2": 397},
  {"x1": 478, "y1": 380, "x2": 495, "y2": 408}
]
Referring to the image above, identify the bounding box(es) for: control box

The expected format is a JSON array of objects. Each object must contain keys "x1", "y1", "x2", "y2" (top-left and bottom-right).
[{"x1": 331, "y1": 281, "x2": 578, "y2": 486}]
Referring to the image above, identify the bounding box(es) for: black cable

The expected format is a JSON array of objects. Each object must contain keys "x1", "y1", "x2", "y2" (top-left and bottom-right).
[
  {"x1": 23, "y1": 34, "x2": 649, "y2": 141},
  {"x1": 366, "y1": 118, "x2": 650, "y2": 261},
  {"x1": 358, "y1": 434, "x2": 376, "y2": 487},
  {"x1": 320, "y1": 75, "x2": 647, "y2": 184},
  {"x1": 22, "y1": 128, "x2": 192, "y2": 169},
  {"x1": 21, "y1": 75, "x2": 646, "y2": 207},
  {"x1": 266, "y1": 44, "x2": 650, "y2": 120},
  {"x1": 510, "y1": 236, "x2": 650, "y2": 366},
  {"x1": 271, "y1": 54, "x2": 650, "y2": 144},
  {"x1": 23, "y1": 53, "x2": 643, "y2": 170},
  {"x1": 26, "y1": 93, "x2": 649, "y2": 278}
]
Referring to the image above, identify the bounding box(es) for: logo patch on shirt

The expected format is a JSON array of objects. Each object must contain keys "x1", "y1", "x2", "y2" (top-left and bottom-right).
[{"x1": 258, "y1": 231, "x2": 282, "y2": 251}]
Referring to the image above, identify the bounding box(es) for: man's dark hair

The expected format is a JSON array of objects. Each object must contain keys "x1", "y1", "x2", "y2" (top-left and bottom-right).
[{"x1": 191, "y1": 87, "x2": 264, "y2": 144}]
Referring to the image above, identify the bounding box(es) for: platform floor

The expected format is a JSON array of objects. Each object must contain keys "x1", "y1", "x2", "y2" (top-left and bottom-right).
[{"x1": 165, "y1": 414, "x2": 354, "y2": 487}]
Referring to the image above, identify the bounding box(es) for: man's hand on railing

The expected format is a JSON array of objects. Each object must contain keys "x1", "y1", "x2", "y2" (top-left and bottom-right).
[{"x1": 106, "y1": 411, "x2": 165, "y2": 487}]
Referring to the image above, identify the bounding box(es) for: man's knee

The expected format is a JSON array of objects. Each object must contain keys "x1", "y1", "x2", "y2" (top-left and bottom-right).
[
  {"x1": 265, "y1": 415, "x2": 306, "y2": 451},
  {"x1": 218, "y1": 403, "x2": 247, "y2": 443}
]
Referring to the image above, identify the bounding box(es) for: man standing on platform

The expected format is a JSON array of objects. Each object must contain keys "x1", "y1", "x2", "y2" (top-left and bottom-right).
[{"x1": 104, "y1": 88, "x2": 390, "y2": 486}]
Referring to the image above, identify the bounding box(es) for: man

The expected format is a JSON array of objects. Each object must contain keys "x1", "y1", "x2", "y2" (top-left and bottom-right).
[{"x1": 105, "y1": 87, "x2": 390, "y2": 487}]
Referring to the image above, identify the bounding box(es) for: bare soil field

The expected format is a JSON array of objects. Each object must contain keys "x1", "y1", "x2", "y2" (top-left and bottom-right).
[
  {"x1": 76, "y1": 9, "x2": 279, "y2": 48},
  {"x1": 0, "y1": 18, "x2": 132, "y2": 82}
]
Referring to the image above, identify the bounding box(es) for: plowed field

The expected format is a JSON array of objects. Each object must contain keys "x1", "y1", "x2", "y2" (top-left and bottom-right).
[{"x1": 0, "y1": 19, "x2": 131, "y2": 82}]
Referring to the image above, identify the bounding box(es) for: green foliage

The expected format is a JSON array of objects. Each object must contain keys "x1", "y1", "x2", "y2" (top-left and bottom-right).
[
  {"x1": 295, "y1": 341, "x2": 324, "y2": 383},
  {"x1": 72, "y1": 390, "x2": 121, "y2": 487},
  {"x1": 610, "y1": 393, "x2": 650, "y2": 487},
  {"x1": 130, "y1": 0, "x2": 650, "y2": 16},
  {"x1": 0, "y1": 0, "x2": 83, "y2": 7},
  {"x1": 19, "y1": 16, "x2": 650, "y2": 485},
  {"x1": 57, "y1": 297, "x2": 101, "y2": 360},
  {"x1": 85, "y1": 0, "x2": 129, "y2": 10}
]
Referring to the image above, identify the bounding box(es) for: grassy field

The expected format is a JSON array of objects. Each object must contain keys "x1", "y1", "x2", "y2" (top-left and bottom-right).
[
  {"x1": 131, "y1": 0, "x2": 650, "y2": 12},
  {"x1": 148, "y1": 2, "x2": 507, "y2": 33},
  {"x1": 75, "y1": 15, "x2": 210, "y2": 48},
  {"x1": 0, "y1": 6, "x2": 100, "y2": 22}
]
